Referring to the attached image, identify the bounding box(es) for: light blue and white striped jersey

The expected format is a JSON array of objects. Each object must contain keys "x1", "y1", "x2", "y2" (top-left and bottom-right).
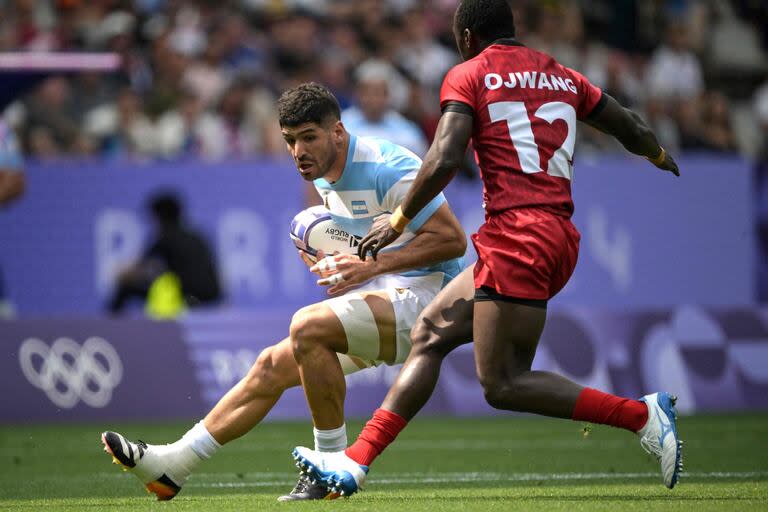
[{"x1": 314, "y1": 134, "x2": 463, "y2": 287}]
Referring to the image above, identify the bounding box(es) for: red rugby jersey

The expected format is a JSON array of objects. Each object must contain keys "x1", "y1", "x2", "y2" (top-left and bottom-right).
[{"x1": 440, "y1": 40, "x2": 604, "y2": 217}]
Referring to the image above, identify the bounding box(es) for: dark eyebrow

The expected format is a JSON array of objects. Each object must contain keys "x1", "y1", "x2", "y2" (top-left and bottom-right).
[{"x1": 283, "y1": 127, "x2": 317, "y2": 139}]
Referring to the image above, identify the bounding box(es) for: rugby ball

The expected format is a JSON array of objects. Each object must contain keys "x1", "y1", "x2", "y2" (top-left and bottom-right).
[{"x1": 290, "y1": 205, "x2": 361, "y2": 259}]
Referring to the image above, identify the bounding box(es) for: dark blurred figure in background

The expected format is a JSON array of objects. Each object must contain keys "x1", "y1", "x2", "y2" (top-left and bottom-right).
[
  {"x1": 22, "y1": 76, "x2": 95, "y2": 157},
  {"x1": 0, "y1": 119, "x2": 25, "y2": 318},
  {"x1": 699, "y1": 91, "x2": 738, "y2": 153},
  {"x1": 108, "y1": 192, "x2": 222, "y2": 316}
]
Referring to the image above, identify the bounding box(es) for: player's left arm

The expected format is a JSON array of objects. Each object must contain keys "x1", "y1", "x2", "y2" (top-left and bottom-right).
[
  {"x1": 565, "y1": 65, "x2": 679, "y2": 176},
  {"x1": 316, "y1": 203, "x2": 466, "y2": 295},
  {"x1": 358, "y1": 109, "x2": 473, "y2": 260},
  {"x1": 583, "y1": 93, "x2": 680, "y2": 176}
]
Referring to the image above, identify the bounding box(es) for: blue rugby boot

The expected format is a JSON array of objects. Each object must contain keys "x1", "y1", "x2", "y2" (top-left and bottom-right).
[{"x1": 292, "y1": 446, "x2": 368, "y2": 497}]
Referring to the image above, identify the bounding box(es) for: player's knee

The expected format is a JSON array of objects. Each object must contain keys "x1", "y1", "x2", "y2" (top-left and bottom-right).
[
  {"x1": 480, "y1": 375, "x2": 532, "y2": 411},
  {"x1": 479, "y1": 376, "x2": 518, "y2": 411},
  {"x1": 481, "y1": 382, "x2": 507, "y2": 410},
  {"x1": 410, "y1": 318, "x2": 451, "y2": 358},
  {"x1": 290, "y1": 305, "x2": 329, "y2": 360}
]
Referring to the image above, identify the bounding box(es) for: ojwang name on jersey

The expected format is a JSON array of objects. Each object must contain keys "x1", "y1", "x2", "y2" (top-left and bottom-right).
[{"x1": 484, "y1": 71, "x2": 578, "y2": 93}]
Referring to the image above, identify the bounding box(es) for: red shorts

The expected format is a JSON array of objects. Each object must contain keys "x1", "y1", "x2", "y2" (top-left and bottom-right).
[{"x1": 471, "y1": 208, "x2": 580, "y2": 300}]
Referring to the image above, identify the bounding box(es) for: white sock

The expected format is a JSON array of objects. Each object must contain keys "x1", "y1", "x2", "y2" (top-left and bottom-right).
[
  {"x1": 313, "y1": 424, "x2": 347, "y2": 452},
  {"x1": 150, "y1": 421, "x2": 219, "y2": 484},
  {"x1": 180, "y1": 420, "x2": 221, "y2": 460}
]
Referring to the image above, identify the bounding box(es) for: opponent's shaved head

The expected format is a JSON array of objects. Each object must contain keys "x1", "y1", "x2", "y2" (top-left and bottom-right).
[{"x1": 454, "y1": 0, "x2": 516, "y2": 43}]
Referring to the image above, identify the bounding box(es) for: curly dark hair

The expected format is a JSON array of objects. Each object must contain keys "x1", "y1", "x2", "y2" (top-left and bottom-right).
[
  {"x1": 277, "y1": 82, "x2": 341, "y2": 127},
  {"x1": 454, "y1": 0, "x2": 516, "y2": 42}
]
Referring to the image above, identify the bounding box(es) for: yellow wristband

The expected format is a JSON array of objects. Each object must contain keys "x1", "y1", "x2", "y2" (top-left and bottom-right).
[
  {"x1": 389, "y1": 205, "x2": 411, "y2": 234},
  {"x1": 647, "y1": 147, "x2": 666, "y2": 166}
]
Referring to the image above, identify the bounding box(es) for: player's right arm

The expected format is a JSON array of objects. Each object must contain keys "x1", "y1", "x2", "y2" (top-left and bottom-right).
[
  {"x1": 584, "y1": 93, "x2": 680, "y2": 176},
  {"x1": 358, "y1": 110, "x2": 473, "y2": 260},
  {"x1": 358, "y1": 59, "x2": 477, "y2": 261},
  {"x1": 398, "y1": 110, "x2": 474, "y2": 219}
]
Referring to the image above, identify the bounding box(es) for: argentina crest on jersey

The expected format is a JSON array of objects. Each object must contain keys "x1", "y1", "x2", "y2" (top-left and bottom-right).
[{"x1": 351, "y1": 200, "x2": 369, "y2": 215}]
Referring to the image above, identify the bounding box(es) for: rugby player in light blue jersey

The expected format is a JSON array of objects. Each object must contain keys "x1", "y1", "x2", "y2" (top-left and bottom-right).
[{"x1": 100, "y1": 83, "x2": 466, "y2": 502}]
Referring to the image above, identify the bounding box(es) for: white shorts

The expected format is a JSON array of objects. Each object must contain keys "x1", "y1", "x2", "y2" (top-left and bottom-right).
[{"x1": 323, "y1": 273, "x2": 444, "y2": 374}]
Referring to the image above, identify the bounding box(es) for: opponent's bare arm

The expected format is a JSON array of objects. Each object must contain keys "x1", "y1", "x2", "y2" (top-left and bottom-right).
[
  {"x1": 315, "y1": 203, "x2": 466, "y2": 295},
  {"x1": 367, "y1": 203, "x2": 466, "y2": 275},
  {"x1": 584, "y1": 93, "x2": 680, "y2": 176},
  {"x1": 358, "y1": 110, "x2": 473, "y2": 260}
]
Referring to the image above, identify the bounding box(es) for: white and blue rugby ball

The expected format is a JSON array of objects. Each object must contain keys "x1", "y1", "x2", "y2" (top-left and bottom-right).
[{"x1": 290, "y1": 205, "x2": 361, "y2": 260}]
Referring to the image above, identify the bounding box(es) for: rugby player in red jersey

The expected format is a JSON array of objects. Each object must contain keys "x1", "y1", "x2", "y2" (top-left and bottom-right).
[{"x1": 292, "y1": 0, "x2": 682, "y2": 495}]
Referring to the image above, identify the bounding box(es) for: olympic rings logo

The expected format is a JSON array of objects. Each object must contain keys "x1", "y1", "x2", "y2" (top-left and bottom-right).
[{"x1": 19, "y1": 337, "x2": 124, "y2": 409}]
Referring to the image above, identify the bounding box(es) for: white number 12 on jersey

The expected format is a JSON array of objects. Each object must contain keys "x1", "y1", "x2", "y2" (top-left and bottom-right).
[{"x1": 488, "y1": 101, "x2": 577, "y2": 180}]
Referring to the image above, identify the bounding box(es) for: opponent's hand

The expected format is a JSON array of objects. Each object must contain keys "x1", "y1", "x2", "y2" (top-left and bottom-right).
[
  {"x1": 358, "y1": 214, "x2": 401, "y2": 261},
  {"x1": 311, "y1": 253, "x2": 376, "y2": 295},
  {"x1": 654, "y1": 151, "x2": 680, "y2": 177}
]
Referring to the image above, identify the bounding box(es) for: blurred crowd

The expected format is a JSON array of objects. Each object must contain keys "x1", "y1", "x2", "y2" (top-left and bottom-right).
[
  {"x1": 0, "y1": 0, "x2": 766, "y2": 162},
  {"x1": 1, "y1": 0, "x2": 768, "y2": 305}
]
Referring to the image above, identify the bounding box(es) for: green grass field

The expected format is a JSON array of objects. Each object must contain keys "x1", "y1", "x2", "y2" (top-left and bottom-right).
[{"x1": 1, "y1": 414, "x2": 766, "y2": 511}]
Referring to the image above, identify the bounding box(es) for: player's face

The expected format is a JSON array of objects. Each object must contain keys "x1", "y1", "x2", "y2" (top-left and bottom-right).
[{"x1": 281, "y1": 121, "x2": 342, "y2": 181}]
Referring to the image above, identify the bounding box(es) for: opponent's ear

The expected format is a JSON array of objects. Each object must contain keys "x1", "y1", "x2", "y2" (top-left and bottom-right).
[{"x1": 463, "y1": 29, "x2": 472, "y2": 51}]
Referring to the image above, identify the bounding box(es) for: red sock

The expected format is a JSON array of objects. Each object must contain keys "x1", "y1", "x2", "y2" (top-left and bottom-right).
[
  {"x1": 345, "y1": 408, "x2": 408, "y2": 466},
  {"x1": 572, "y1": 388, "x2": 648, "y2": 433}
]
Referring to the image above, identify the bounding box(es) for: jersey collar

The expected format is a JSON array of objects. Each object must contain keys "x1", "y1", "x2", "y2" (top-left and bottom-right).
[{"x1": 491, "y1": 37, "x2": 525, "y2": 47}]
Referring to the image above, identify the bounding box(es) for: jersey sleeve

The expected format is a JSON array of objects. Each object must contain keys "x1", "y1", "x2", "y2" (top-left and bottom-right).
[
  {"x1": 440, "y1": 63, "x2": 477, "y2": 113},
  {"x1": 375, "y1": 159, "x2": 446, "y2": 233},
  {"x1": 566, "y1": 67, "x2": 605, "y2": 120}
]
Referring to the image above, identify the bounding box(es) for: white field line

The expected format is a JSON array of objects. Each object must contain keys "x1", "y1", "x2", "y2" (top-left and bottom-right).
[
  {"x1": 180, "y1": 471, "x2": 768, "y2": 488},
  {"x1": 225, "y1": 439, "x2": 636, "y2": 452}
]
